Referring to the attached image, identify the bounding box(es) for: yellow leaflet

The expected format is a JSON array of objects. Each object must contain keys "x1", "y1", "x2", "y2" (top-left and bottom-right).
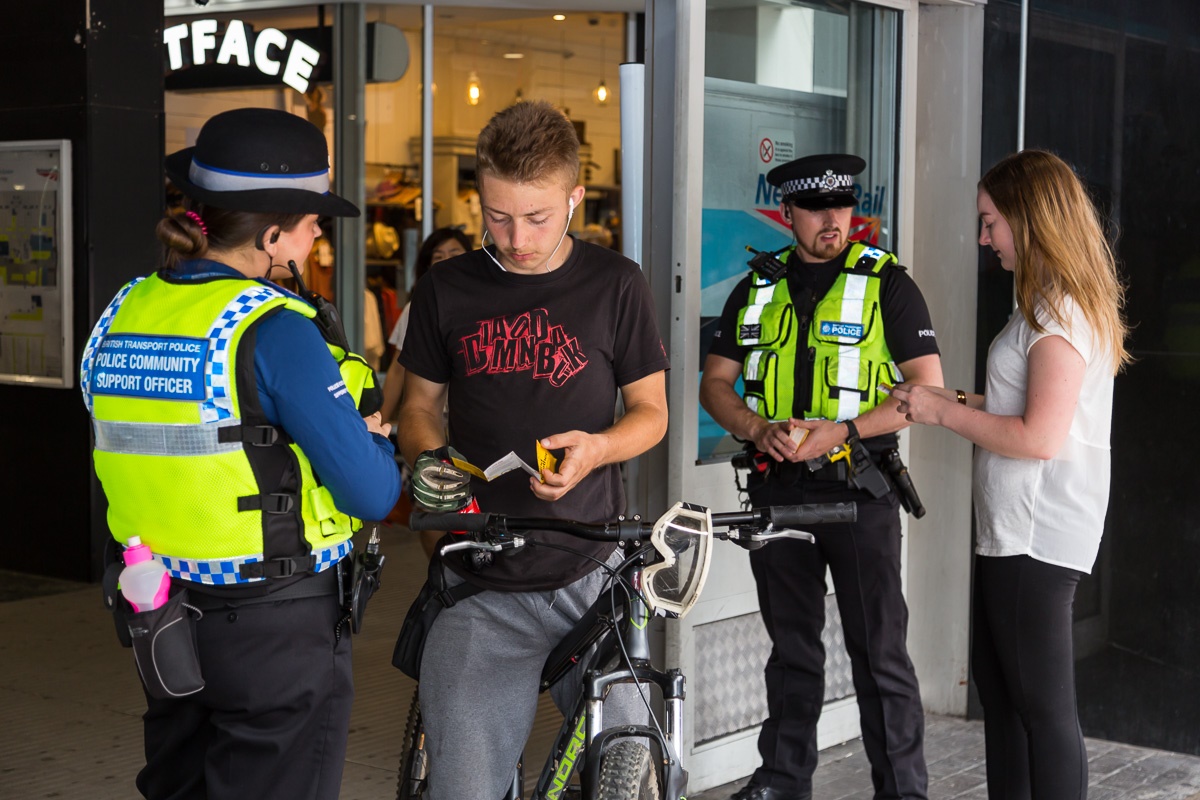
[
  {"x1": 536, "y1": 440, "x2": 558, "y2": 477},
  {"x1": 450, "y1": 457, "x2": 487, "y2": 481}
]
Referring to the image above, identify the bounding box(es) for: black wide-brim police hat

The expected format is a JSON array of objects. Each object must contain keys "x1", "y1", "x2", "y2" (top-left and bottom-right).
[
  {"x1": 165, "y1": 107, "x2": 360, "y2": 218},
  {"x1": 767, "y1": 153, "x2": 866, "y2": 210}
]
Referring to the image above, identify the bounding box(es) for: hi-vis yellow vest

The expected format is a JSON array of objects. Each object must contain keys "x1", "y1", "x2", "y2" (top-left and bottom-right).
[
  {"x1": 736, "y1": 242, "x2": 901, "y2": 422},
  {"x1": 80, "y1": 273, "x2": 367, "y2": 585}
]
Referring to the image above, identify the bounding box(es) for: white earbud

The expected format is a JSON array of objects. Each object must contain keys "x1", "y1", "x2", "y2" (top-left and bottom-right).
[{"x1": 568, "y1": 197, "x2": 575, "y2": 214}]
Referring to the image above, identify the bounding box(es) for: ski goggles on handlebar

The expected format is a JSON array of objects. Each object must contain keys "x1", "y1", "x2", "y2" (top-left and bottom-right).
[{"x1": 642, "y1": 501, "x2": 714, "y2": 618}]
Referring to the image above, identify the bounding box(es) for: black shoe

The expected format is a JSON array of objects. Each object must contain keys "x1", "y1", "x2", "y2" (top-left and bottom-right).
[{"x1": 729, "y1": 783, "x2": 810, "y2": 800}]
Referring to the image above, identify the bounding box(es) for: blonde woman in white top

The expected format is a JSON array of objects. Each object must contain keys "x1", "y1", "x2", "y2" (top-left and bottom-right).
[{"x1": 892, "y1": 149, "x2": 1129, "y2": 800}]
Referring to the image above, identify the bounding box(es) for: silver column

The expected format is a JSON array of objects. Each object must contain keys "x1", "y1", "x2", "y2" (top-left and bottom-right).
[{"x1": 333, "y1": 2, "x2": 366, "y2": 353}]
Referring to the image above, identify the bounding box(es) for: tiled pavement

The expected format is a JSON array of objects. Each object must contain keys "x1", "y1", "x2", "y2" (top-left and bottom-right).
[
  {"x1": 693, "y1": 715, "x2": 1200, "y2": 799},
  {"x1": 3, "y1": 525, "x2": 1199, "y2": 799}
]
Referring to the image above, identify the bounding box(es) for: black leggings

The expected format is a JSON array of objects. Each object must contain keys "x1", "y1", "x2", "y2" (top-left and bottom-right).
[{"x1": 972, "y1": 554, "x2": 1087, "y2": 800}]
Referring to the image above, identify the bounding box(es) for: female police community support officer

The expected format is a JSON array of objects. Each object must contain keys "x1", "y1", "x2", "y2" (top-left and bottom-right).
[
  {"x1": 700, "y1": 154, "x2": 944, "y2": 800},
  {"x1": 79, "y1": 107, "x2": 401, "y2": 800}
]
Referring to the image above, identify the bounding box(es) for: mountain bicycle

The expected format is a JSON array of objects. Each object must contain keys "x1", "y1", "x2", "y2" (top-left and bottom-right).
[{"x1": 395, "y1": 499, "x2": 857, "y2": 800}]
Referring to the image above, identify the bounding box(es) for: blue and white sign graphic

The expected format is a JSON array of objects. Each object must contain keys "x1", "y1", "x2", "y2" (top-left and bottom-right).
[{"x1": 91, "y1": 334, "x2": 209, "y2": 400}]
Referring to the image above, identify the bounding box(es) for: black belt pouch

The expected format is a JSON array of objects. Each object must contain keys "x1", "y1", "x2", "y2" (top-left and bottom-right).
[
  {"x1": 392, "y1": 557, "x2": 481, "y2": 681},
  {"x1": 128, "y1": 588, "x2": 205, "y2": 700}
]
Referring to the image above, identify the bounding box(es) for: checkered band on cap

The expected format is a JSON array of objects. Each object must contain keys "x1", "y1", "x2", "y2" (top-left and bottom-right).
[
  {"x1": 80, "y1": 277, "x2": 147, "y2": 414},
  {"x1": 159, "y1": 539, "x2": 353, "y2": 585},
  {"x1": 780, "y1": 170, "x2": 854, "y2": 197}
]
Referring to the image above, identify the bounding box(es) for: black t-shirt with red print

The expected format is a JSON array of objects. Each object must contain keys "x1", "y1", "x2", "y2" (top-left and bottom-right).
[{"x1": 401, "y1": 239, "x2": 669, "y2": 591}]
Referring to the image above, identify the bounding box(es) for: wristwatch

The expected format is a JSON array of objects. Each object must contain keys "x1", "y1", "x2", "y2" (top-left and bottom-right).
[{"x1": 956, "y1": 389, "x2": 967, "y2": 405}]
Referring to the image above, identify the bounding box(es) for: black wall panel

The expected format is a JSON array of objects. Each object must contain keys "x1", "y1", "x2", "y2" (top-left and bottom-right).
[{"x1": 0, "y1": 0, "x2": 163, "y2": 581}]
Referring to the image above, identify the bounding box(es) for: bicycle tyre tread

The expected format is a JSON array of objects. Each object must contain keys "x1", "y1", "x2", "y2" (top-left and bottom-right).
[
  {"x1": 396, "y1": 692, "x2": 426, "y2": 800},
  {"x1": 595, "y1": 740, "x2": 661, "y2": 800}
]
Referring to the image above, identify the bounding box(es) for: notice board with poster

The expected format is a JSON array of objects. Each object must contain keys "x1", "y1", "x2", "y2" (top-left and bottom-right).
[{"x1": 0, "y1": 140, "x2": 73, "y2": 388}]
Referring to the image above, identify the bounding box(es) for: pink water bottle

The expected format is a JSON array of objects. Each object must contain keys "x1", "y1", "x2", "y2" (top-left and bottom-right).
[{"x1": 120, "y1": 536, "x2": 171, "y2": 612}]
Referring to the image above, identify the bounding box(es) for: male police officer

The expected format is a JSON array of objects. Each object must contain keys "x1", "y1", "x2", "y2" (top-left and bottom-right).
[{"x1": 699, "y1": 154, "x2": 942, "y2": 800}]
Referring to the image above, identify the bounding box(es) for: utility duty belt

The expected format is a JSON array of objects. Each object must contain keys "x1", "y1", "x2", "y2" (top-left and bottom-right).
[
  {"x1": 732, "y1": 420, "x2": 926, "y2": 518},
  {"x1": 102, "y1": 530, "x2": 386, "y2": 699},
  {"x1": 774, "y1": 457, "x2": 848, "y2": 484}
]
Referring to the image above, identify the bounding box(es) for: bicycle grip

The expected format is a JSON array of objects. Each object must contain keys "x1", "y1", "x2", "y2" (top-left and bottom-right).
[
  {"x1": 768, "y1": 502, "x2": 857, "y2": 527},
  {"x1": 408, "y1": 511, "x2": 489, "y2": 532}
]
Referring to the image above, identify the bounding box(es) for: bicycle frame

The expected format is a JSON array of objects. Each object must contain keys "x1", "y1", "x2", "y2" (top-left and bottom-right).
[
  {"x1": 528, "y1": 544, "x2": 687, "y2": 800},
  {"x1": 402, "y1": 502, "x2": 854, "y2": 800}
]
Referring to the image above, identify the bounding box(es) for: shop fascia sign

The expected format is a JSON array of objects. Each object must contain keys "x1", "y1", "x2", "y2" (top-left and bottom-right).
[{"x1": 164, "y1": 19, "x2": 323, "y2": 94}]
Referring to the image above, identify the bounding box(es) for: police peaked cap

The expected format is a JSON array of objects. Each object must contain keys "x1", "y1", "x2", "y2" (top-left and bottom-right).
[
  {"x1": 165, "y1": 108, "x2": 360, "y2": 218},
  {"x1": 767, "y1": 153, "x2": 866, "y2": 210}
]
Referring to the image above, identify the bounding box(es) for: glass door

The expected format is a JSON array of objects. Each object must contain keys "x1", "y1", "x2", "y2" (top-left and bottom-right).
[{"x1": 680, "y1": 0, "x2": 903, "y2": 789}]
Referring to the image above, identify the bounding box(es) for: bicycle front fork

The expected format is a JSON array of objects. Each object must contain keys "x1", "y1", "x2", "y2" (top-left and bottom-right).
[
  {"x1": 584, "y1": 664, "x2": 686, "y2": 761},
  {"x1": 579, "y1": 664, "x2": 689, "y2": 799}
]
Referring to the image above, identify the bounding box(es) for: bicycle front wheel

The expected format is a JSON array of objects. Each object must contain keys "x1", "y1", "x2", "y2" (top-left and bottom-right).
[{"x1": 595, "y1": 740, "x2": 662, "y2": 800}]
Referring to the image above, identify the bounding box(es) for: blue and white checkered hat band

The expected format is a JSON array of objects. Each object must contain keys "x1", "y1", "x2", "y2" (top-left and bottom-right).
[
  {"x1": 781, "y1": 171, "x2": 854, "y2": 197},
  {"x1": 80, "y1": 277, "x2": 145, "y2": 414},
  {"x1": 200, "y1": 284, "x2": 286, "y2": 424},
  {"x1": 190, "y1": 160, "x2": 330, "y2": 195},
  {"x1": 159, "y1": 539, "x2": 353, "y2": 585}
]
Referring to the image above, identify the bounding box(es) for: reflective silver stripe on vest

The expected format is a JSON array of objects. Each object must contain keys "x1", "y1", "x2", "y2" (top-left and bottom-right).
[
  {"x1": 80, "y1": 277, "x2": 146, "y2": 414},
  {"x1": 835, "y1": 274, "x2": 869, "y2": 422},
  {"x1": 744, "y1": 350, "x2": 766, "y2": 415},
  {"x1": 93, "y1": 418, "x2": 242, "y2": 456}
]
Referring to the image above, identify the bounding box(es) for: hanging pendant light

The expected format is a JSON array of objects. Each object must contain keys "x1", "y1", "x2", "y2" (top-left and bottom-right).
[
  {"x1": 593, "y1": 32, "x2": 610, "y2": 106},
  {"x1": 466, "y1": 70, "x2": 482, "y2": 106},
  {"x1": 592, "y1": 79, "x2": 610, "y2": 106}
]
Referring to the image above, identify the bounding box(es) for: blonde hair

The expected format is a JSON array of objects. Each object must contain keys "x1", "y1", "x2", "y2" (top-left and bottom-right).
[
  {"x1": 980, "y1": 149, "x2": 1130, "y2": 373},
  {"x1": 476, "y1": 100, "x2": 580, "y2": 189}
]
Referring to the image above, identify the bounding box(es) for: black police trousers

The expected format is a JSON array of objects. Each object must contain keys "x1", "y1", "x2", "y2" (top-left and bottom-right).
[
  {"x1": 747, "y1": 483, "x2": 927, "y2": 800},
  {"x1": 136, "y1": 571, "x2": 353, "y2": 800}
]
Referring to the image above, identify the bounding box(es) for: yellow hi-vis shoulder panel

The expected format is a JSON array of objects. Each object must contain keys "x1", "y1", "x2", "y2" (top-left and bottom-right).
[
  {"x1": 736, "y1": 243, "x2": 900, "y2": 423},
  {"x1": 80, "y1": 274, "x2": 360, "y2": 584}
]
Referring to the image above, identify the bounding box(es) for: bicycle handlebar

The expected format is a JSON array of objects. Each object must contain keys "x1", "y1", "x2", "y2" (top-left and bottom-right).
[
  {"x1": 712, "y1": 502, "x2": 857, "y2": 528},
  {"x1": 408, "y1": 502, "x2": 856, "y2": 539},
  {"x1": 409, "y1": 511, "x2": 493, "y2": 533}
]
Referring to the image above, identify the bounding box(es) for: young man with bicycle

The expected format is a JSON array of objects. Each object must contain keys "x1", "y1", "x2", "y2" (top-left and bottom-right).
[{"x1": 397, "y1": 99, "x2": 669, "y2": 800}]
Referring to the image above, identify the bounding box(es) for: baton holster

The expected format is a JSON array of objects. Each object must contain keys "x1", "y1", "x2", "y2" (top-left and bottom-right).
[
  {"x1": 882, "y1": 448, "x2": 926, "y2": 518},
  {"x1": 343, "y1": 528, "x2": 387, "y2": 635}
]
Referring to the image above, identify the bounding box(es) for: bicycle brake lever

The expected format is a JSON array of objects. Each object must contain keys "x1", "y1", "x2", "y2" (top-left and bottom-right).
[
  {"x1": 439, "y1": 536, "x2": 526, "y2": 556},
  {"x1": 750, "y1": 527, "x2": 817, "y2": 544},
  {"x1": 720, "y1": 528, "x2": 766, "y2": 551}
]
